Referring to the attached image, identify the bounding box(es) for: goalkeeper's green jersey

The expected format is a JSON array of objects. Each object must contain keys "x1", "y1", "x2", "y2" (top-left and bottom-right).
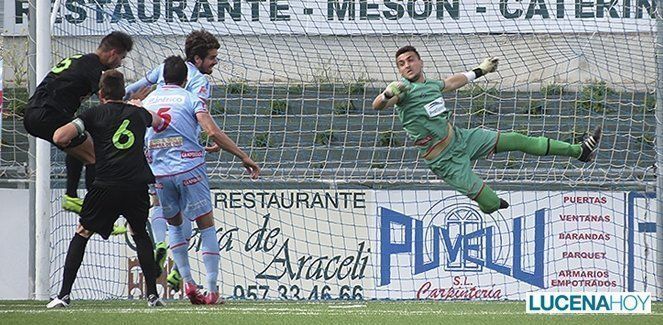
[{"x1": 394, "y1": 78, "x2": 453, "y2": 158}]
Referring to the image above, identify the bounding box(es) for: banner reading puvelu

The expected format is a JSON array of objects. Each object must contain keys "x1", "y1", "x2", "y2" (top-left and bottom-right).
[
  {"x1": 370, "y1": 190, "x2": 657, "y2": 300},
  {"x1": 4, "y1": 0, "x2": 657, "y2": 36}
]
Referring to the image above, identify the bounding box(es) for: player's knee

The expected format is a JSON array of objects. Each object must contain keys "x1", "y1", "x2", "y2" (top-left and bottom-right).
[
  {"x1": 166, "y1": 213, "x2": 183, "y2": 226},
  {"x1": 52, "y1": 132, "x2": 70, "y2": 148},
  {"x1": 76, "y1": 224, "x2": 93, "y2": 238},
  {"x1": 195, "y1": 212, "x2": 215, "y2": 230}
]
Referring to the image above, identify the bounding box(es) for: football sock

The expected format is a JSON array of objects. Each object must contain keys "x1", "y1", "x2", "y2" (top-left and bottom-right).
[
  {"x1": 496, "y1": 132, "x2": 581, "y2": 157},
  {"x1": 200, "y1": 226, "x2": 220, "y2": 293},
  {"x1": 133, "y1": 234, "x2": 158, "y2": 297},
  {"x1": 65, "y1": 155, "x2": 84, "y2": 198},
  {"x1": 150, "y1": 207, "x2": 167, "y2": 244},
  {"x1": 168, "y1": 224, "x2": 194, "y2": 284},
  {"x1": 58, "y1": 233, "x2": 89, "y2": 299}
]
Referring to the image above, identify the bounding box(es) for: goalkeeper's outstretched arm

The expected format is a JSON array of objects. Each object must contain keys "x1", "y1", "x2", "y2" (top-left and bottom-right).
[
  {"x1": 372, "y1": 92, "x2": 399, "y2": 110},
  {"x1": 443, "y1": 57, "x2": 499, "y2": 92},
  {"x1": 372, "y1": 81, "x2": 409, "y2": 110}
]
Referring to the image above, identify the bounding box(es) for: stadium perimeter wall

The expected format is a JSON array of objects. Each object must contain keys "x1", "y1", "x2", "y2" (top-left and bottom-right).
[{"x1": 0, "y1": 34, "x2": 655, "y2": 91}]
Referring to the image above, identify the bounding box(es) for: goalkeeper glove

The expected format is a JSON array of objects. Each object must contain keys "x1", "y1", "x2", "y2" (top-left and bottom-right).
[
  {"x1": 383, "y1": 80, "x2": 411, "y2": 99},
  {"x1": 472, "y1": 57, "x2": 499, "y2": 78}
]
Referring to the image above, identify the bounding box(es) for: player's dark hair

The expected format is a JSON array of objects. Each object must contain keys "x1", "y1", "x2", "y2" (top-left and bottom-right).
[
  {"x1": 99, "y1": 69, "x2": 126, "y2": 100},
  {"x1": 184, "y1": 29, "x2": 220, "y2": 63},
  {"x1": 98, "y1": 31, "x2": 133, "y2": 53},
  {"x1": 395, "y1": 46, "x2": 420, "y2": 60},
  {"x1": 163, "y1": 56, "x2": 187, "y2": 85}
]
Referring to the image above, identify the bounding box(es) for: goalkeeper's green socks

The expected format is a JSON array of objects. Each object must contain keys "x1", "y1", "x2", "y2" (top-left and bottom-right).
[{"x1": 496, "y1": 132, "x2": 581, "y2": 158}]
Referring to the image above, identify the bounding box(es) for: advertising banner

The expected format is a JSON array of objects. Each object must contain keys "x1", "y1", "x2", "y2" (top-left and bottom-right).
[
  {"x1": 46, "y1": 189, "x2": 656, "y2": 300},
  {"x1": 4, "y1": 0, "x2": 656, "y2": 36},
  {"x1": 371, "y1": 191, "x2": 657, "y2": 300}
]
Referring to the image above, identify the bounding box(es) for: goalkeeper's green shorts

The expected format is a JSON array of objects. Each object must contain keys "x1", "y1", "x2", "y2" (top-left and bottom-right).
[{"x1": 427, "y1": 127, "x2": 499, "y2": 199}]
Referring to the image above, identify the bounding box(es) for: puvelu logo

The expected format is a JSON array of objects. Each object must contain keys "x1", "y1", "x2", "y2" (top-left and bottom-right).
[
  {"x1": 379, "y1": 196, "x2": 545, "y2": 288},
  {"x1": 526, "y1": 292, "x2": 651, "y2": 314}
]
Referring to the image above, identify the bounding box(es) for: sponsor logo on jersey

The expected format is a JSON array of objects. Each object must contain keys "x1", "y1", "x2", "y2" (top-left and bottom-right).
[
  {"x1": 183, "y1": 175, "x2": 203, "y2": 186},
  {"x1": 145, "y1": 95, "x2": 185, "y2": 105},
  {"x1": 148, "y1": 136, "x2": 183, "y2": 149},
  {"x1": 181, "y1": 150, "x2": 204, "y2": 159}
]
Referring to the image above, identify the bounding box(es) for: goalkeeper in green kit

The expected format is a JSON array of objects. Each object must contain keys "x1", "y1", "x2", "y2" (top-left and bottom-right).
[{"x1": 372, "y1": 46, "x2": 601, "y2": 214}]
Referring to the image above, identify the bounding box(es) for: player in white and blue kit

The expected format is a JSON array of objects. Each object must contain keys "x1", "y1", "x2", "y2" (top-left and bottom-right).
[
  {"x1": 126, "y1": 56, "x2": 212, "y2": 101},
  {"x1": 144, "y1": 56, "x2": 260, "y2": 305},
  {"x1": 125, "y1": 29, "x2": 218, "y2": 102},
  {"x1": 126, "y1": 30, "x2": 220, "y2": 287}
]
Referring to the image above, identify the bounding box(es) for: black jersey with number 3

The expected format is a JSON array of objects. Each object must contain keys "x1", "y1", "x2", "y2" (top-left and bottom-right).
[
  {"x1": 29, "y1": 53, "x2": 106, "y2": 116},
  {"x1": 78, "y1": 102, "x2": 155, "y2": 189}
]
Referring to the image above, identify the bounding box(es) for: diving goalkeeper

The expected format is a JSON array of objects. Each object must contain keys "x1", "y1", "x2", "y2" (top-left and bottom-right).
[{"x1": 372, "y1": 46, "x2": 601, "y2": 214}]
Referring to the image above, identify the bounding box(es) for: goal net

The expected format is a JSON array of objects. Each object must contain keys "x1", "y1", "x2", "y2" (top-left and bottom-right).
[{"x1": 0, "y1": 0, "x2": 659, "y2": 300}]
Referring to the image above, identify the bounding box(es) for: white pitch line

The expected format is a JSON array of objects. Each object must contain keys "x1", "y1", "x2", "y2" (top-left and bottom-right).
[{"x1": 328, "y1": 304, "x2": 366, "y2": 309}]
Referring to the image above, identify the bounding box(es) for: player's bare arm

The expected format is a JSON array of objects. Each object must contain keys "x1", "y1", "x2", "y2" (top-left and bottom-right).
[
  {"x1": 53, "y1": 119, "x2": 85, "y2": 148},
  {"x1": 130, "y1": 86, "x2": 152, "y2": 100},
  {"x1": 196, "y1": 111, "x2": 260, "y2": 179},
  {"x1": 146, "y1": 110, "x2": 164, "y2": 129}
]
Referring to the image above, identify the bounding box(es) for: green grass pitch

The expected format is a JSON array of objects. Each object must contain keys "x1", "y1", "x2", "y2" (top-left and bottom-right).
[{"x1": 0, "y1": 300, "x2": 661, "y2": 325}]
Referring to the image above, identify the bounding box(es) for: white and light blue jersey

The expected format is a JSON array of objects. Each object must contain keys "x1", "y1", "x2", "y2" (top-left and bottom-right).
[
  {"x1": 144, "y1": 85, "x2": 208, "y2": 176},
  {"x1": 144, "y1": 61, "x2": 211, "y2": 100}
]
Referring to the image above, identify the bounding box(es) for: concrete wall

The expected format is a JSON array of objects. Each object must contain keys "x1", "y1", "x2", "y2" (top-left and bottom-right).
[
  {"x1": 0, "y1": 189, "x2": 30, "y2": 299},
  {"x1": 0, "y1": 33, "x2": 655, "y2": 91}
]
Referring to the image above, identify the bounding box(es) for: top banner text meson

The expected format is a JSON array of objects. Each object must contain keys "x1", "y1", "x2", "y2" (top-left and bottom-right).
[{"x1": 5, "y1": 0, "x2": 656, "y2": 36}]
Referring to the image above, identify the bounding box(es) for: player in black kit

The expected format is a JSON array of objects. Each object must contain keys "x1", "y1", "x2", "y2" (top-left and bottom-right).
[
  {"x1": 23, "y1": 31, "x2": 141, "y2": 216},
  {"x1": 46, "y1": 70, "x2": 164, "y2": 308},
  {"x1": 24, "y1": 31, "x2": 134, "y2": 162}
]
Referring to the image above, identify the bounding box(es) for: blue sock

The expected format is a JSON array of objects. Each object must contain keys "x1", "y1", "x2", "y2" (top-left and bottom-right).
[
  {"x1": 199, "y1": 226, "x2": 220, "y2": 293},
  {"x1": 168, "y1": 224, "x2": 194, "y2": 284},
  {"x1": 149, "y1": 206, "x2": 167, "y2": 244}
]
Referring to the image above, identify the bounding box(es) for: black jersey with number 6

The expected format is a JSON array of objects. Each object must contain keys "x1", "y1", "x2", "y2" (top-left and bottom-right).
[
  {"x1": 78, "y1": 102, "x2": 155, "y2": 189},
  {"x1": 29, "y1": 53, "x2": 106, "y2": 116}
]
